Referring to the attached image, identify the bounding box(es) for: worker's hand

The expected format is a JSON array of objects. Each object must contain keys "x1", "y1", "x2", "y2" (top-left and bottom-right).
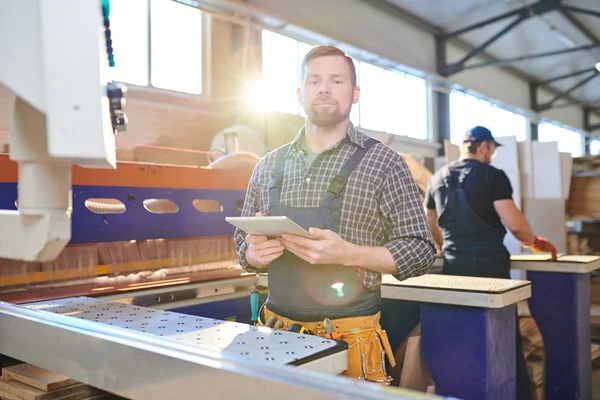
[
  {"x1": 522, "y1": 236, "x2": 557, "y2": 259},
  {"x1": 244, "y1": 212, "x2": 284, "y2": 269},
  {"x1": 281, "y1": 228, "x2": 351, "y2": 265}
]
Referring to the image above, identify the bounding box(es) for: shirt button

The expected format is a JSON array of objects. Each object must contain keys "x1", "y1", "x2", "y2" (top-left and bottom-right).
[{"x1": 305, "y1": 177, "x2": 311, "y2": 183}]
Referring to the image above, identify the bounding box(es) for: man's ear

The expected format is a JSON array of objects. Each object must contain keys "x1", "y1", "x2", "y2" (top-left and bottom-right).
[
  {"x1": 296, "y1": 87, "x2": 301, "y2": 104},
  {"x1": 352, "y1": 86, "x2": 360, "y2": 104}
]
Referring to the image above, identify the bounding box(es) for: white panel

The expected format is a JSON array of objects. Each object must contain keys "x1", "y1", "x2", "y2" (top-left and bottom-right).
[
  {"x1": 517, "y1": 141, "x2": 534, "y2": 199},
  {"x1": 523, "y1": 198, "x2": 567, "y2": 253},
  {"x1": 491, "y1": 136, "x2": 521, "y2": 254},
  {"x1": 560, "y1": 153, "x2": 572, "y2": 200},
  {"x1": 531, "y1": 141, "x2": 562, "y2": 199}
]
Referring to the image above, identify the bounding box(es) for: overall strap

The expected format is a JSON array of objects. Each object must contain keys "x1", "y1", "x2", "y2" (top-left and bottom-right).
[
  {"x1": 268, "y1": 144, "x2": 292, "y2": 207},
  {"x1": 321, "y1": 137, "x2": 379, "y2": 223},
  {"x1": 443, "y1": 166, "x2": 472, "y2": 189}
]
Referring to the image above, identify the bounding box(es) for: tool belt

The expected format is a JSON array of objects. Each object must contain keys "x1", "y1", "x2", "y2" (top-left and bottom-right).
[{"x1": 259, "y1": 307, "x2": 396, "y2": 385}]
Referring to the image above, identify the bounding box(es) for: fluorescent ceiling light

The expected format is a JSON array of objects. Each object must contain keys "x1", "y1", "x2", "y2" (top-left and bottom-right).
[{"x1": 596, "y1": 62, "x2": 600, "y2": 73}]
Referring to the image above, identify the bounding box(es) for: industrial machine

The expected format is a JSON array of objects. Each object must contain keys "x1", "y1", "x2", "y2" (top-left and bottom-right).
[{"x1": 0, "y1": 1, "x2": 444, "y2": 399}]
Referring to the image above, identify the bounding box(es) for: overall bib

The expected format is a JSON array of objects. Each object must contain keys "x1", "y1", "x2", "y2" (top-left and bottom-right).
[
  {"x1": 436, "y1": 165, "x2": 533, "y2": 400},
  {"x1": 260, "y1": 137, "x2": 396, "y2": 384}
]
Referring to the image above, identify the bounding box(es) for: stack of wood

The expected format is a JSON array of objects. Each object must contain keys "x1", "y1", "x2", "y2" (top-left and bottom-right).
[
  {"x1": 569, "y1": 156, "x2": 600, "y2": 221},
  {"x1": 518, "y1": 314, "x2": 545, "y2": 399},
  {"x1": 0, "y1": 363, "x2": 125, "y2": 400},
  {"x1": 567, "y1": 233, "x2": 591, "y2": 255},
  {"x1": 572, "y1": 155, "x2": 600, "y2": 175}
]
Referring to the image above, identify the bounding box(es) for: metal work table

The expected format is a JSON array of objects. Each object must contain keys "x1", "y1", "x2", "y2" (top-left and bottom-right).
[
  {"x1": 24, "y1": 296, "x2": 348, "y2": 374},
  {"x1": 0, "y1": 298, "x2": 447, "y2": 400}
]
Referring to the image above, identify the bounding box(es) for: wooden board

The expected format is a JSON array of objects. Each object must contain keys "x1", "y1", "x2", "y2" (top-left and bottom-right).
[
  {"x1": 383, "y1": 274, "x2": 529, "y2": 293},
  {"x1": 381, "y1": 274, "x2": 531, "y2": 308},
  {"x1": 2, "y1": 364, "x2": 77, "y2": 392},
  {"x1": 510, "y1": 254, "x2": 600, "y2": 273},
  {"x1": 0, "y1": 377, "x2": 98, "y2": 400},
  {"x1": 511, "y1": 254, "x2": 598, "y2": 263}
]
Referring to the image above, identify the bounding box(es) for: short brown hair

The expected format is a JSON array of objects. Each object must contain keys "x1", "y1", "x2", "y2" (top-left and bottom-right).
[{"x1": 300, "y1": 45, "x2": 357, "y2": 87}]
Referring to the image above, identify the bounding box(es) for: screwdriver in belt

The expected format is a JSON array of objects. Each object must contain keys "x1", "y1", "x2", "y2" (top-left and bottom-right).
[
  {"x1": 323, "y1": 318, "x2": 333, "y2": 339},
  {"x1": 250, "y1": 289, "x2": 259, "y2": 325}
]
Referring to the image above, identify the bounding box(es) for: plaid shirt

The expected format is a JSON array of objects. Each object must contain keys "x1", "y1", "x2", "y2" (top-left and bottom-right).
[{"x1": 233, "y1": 123, "x2": 436, "y2": 291}]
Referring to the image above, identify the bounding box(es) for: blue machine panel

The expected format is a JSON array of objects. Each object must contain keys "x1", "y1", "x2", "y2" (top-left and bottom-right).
[{"x1": 0, "y1": 183, "x2": 247, "y2": 243}]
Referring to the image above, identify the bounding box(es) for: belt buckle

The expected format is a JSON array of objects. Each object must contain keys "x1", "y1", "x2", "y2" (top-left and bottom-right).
[{"x1": 327, "y1": 175, "x2": 347, "y2": 198}]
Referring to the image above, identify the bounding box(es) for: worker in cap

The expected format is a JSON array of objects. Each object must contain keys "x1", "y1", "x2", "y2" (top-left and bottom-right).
[
  {"x1": 234, "y1": 45, "x2": 436, "y2": 384},
  {"x1": 423, "y1": 125, "x2": 556, "y2": 399}
]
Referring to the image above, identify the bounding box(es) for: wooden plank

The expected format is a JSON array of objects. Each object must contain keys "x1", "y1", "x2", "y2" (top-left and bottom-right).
[
  {"x1": 511, "y1": 255, "x2": 598, "y2": 263},
  {"x1": 0, "y1": 377, "x2": 97, "y2": 400},
  {"x1": 2, "y1": 364, "x2": 77, "y2": 392}
]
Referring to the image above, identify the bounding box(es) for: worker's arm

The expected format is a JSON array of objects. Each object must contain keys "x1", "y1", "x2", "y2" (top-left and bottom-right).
[
  {"x1": 425, "y1": 208, "x2": 444, "y2": 249},
  {"x1": 281, "y1": 154, "x2": 436, "y2": 278},
  {"x1": 493, "y1": 199, "x2": 536, "y2": 246},
  {"x1": 233, "y1": 158, "x2": 283, "y2": 271}
]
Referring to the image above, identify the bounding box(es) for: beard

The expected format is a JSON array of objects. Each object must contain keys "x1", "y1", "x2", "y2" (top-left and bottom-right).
[{"x1": 305, "y1": 102, "x2": 349, "y2": 127}]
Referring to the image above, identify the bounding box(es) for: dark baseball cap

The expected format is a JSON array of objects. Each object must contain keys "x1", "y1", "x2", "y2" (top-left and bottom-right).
[{"x1": 462, "y1": 126, "x2": 502, "y2": 147}]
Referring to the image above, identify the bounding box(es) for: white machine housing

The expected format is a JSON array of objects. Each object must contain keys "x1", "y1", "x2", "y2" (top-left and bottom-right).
[{"x1": 0, "y1": 0, "x2": 118, "y2": 261}]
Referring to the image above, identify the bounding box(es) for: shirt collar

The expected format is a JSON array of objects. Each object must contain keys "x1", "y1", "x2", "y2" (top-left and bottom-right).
[{"x1": 286, "y1": 122, "x2": 367, "y2": 157}]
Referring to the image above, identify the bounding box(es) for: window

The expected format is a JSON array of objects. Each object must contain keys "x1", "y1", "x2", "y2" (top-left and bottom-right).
[
  {"x1": 260, "y1": 30, "x2": 307, "y2": 115},
  {"x1": 538, "y1": 122, "x2": 584, "y2": 157},
  {"x1": 108, "y1": 0, "x2": 204, "y2": 95},
  {"x1": 260, "y1": 30, "x2": 429, "y2": 140},
  {"x1": 449, "y1": 91, "x2": 527, "y2": 145},
  {"x1": 590, "y1": 139, "x2": 600, "y2": 156},
  {"x1": 358, "y1": 64, "x2": 428, "y2": 139}
]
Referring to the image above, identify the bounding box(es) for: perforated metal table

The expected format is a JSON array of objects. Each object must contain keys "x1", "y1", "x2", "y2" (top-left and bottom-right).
[{"x1": 24, "y1": 297, "x2": 347, "y2": 373}]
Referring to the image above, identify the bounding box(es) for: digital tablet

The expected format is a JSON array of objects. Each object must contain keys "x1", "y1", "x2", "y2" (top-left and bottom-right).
[{"x1": 225, "y1": 216, "x2": 313, "y2": 238}]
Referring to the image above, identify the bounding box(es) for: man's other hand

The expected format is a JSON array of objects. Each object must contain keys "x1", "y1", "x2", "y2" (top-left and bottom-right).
[{"x1": 281, "y1": 227, "x2": 351, "y2": 265}]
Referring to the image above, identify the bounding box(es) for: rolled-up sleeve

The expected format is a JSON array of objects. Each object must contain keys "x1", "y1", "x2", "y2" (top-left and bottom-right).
[
  {"x1": 233, "y1": 160, "x2": 263, "y2": 272},
  {"x1": 380, "y1": 155, "x2": 436, "y2": 280}
]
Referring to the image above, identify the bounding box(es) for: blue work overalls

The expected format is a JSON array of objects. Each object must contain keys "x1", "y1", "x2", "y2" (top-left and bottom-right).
[
  {"x1": 264, "y1": 137, "x2": 380, "y2": 322},
  {"x1": 435, "y1": 165, "x2": 533, "y2": 400}
]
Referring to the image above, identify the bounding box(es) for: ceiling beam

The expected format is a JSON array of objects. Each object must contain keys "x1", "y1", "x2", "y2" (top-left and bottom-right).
[{"x1": 360, "y1": 0, "x2": 600, "y2": 121}]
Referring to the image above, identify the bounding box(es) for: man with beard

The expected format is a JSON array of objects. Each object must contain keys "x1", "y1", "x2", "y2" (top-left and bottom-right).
[{"x1": 233, "y1": 45, "x2": 436, "y2": 384}]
